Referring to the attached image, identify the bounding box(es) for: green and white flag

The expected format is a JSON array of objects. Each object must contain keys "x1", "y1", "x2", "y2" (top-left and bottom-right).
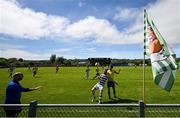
[{"x1": 144, "y1": 10, "x2": 178, "y2": 91}]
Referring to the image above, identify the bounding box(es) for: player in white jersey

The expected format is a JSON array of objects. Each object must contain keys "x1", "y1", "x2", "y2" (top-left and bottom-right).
[{"x1": 91, "y1": 69, "x2": 113, "y2": 104}]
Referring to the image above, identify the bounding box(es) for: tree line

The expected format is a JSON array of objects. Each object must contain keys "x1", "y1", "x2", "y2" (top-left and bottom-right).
[
  {"x1": 0, "y1": 54, "x2": 179, "y2": 68},
  {"x1": 0, "y1": 54, "x2": 85, "y2": 68}
]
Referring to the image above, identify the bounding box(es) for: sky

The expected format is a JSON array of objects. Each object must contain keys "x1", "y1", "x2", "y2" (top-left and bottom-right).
[{"x1": 0, "y1": 0, "x2": 180, "y2": 60}]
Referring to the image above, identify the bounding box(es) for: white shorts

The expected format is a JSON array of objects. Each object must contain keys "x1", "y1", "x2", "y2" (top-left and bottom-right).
[{"x1": 93, "y1": 83, "x2": 104, "y2": 91}]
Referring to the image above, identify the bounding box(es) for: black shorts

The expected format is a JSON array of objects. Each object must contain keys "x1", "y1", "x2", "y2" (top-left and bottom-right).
[
  {"x1": 107, "y1": 81, "x2": 115, "y2": 88},
  {"x1": 33, "y1": 71, "x2": 37, "y2": 75}
]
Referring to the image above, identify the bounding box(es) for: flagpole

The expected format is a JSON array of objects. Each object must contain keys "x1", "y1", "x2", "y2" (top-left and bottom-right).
[{"x1": 143, "y1": 9, "x2": 146, "y2": 102}]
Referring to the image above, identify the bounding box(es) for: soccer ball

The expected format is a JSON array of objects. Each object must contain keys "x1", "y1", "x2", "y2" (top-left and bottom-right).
[{"x1": 95, "y1": 62, "x2": 100, "y2": 66}]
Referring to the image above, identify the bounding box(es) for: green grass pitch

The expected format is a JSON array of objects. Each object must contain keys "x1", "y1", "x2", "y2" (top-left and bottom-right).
[{"x1": 0, "y1": 66, "x2": 180, "y2": 104}]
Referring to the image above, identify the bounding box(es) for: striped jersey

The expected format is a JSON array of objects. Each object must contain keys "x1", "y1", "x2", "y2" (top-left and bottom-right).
[{"x1": 98, "y1": 74, "x2": 109, "y2": 86}]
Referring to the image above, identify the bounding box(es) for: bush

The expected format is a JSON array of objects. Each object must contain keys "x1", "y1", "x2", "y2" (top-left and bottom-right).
[{"x1": 0, "y1": 58, "x2": 9, "y2": 68}]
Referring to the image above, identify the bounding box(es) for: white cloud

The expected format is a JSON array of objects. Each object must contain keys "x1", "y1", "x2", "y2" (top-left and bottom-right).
[
  {"x1": 85, "y1": 50, "x2": 141, "y2": 59},
  {"x1": 65, "y1": 16, "x2": 134, "y2": 44},
  {"x1": 114, "y1": 8, "x2": 140, "y2": 21},
  {"x1": 75, "y1": 0, "x2": 180, "y2": 45},
  {"x1": 54, "y1": 48, "x2": 71, "y2": 53},
  {"x1": 0, "y1": 0, "x2": 179, "y2": 45},
  {"x1": 86, "y1": 48, "x2": 96, "y2": 52},
  {"x1": 0, "y1": 42, "x2": 42, "y2": 60},
  {"x1": 115, "y1": 0, "x2": 180, "y2": 45},
  {"x1": 0, "y1": 49, "x2": 50, "y2": 60},
  {"x1": 65, "y1": 16, "x2": 120, "y2": 40},
  {"x1": 92, "y1": 0, "x2": 180, "y2": 47},
  {"x1": 0, "y1": 0, "x2": 69, "y2": 39},
  {"x1": 146, "y1": 0, "x2": 180, "y2": 44},
  {"x1": 0, "y1": 0, "x2": 138, "y2": 44},
  {"x1": 0, "y1": 42, "x2": 24, "y2": 49},
  {"x1": 0, "y1": 47, "x2": 79, "y2": 60}
]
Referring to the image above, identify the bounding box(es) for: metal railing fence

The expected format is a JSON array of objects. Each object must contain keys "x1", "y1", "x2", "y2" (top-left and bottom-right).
[
  {"x1": 145, "y1": 104, "x2": 180, "y2": 117},
  {"x1": 0, "y1": 101, "x2": 180, "y2": 117}
]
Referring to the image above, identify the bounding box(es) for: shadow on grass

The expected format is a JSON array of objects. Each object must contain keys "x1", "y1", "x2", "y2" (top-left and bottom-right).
[{"x1": 103, "y1": 97, "x2": 138, "y2": 104}]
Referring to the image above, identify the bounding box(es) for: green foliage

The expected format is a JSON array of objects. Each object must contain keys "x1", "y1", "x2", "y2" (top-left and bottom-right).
[
  {"x1": 18, "y1": 58, "x2": 24, "y2": 62},
  {"x1": 56, "y1": 56, "x2": 66, "y2": 64},
  {"x1": 0, "y1": 58, "x2": 9, "y2": 67},
  {"x1": 14, "y1": 61, "x2": 26, "y2": 67},
  {"x1": 50, "y1": 54, "x2": 56, "y2": 64},
  {"x1": 0, "y1": 58, "x2": 28, "y2": 68},
  {"x1": 7, "y1": 58, "x2": 17, "y2": 63},
  {"x1": 64, "y1": 59, "x2": 71, "y2": 66}
]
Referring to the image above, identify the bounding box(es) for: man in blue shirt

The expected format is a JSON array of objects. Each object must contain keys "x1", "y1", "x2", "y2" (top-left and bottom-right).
[{"x1": 4, "y1": 72, "x2": 41, "y2": 117}]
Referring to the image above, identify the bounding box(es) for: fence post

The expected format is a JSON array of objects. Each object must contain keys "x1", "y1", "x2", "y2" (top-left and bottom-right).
[
  {"x1": 139, "y1": 100, "x2": 145, "y2": 117},
  {"x1": 28, "y1": 100, "x2": 38, "y2": 117}
]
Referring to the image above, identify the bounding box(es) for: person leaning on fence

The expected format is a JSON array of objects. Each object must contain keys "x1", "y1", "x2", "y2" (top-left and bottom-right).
[{"x1": 4, "y1": 72, "x2": 41, "y2": 117}]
